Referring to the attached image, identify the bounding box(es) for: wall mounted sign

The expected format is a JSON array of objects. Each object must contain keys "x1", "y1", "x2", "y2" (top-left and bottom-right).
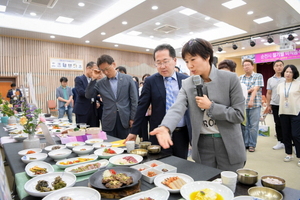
[
  {"x1": 50, "y1": 58, "x2": 83, "y2": 71},
  {"x1": 255, "y1": 48, "x2": 300, "y2": 63}
]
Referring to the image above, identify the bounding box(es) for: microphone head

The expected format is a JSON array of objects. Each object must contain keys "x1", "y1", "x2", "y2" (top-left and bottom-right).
[{"x1": 192, "y1": 75, "x2": 201, "y2": 86}]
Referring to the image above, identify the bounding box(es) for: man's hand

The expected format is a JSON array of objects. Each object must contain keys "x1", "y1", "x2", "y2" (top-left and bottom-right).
[
  {"x1": 264, "y1": 105, "x2": 272, "y2": 114},
  {"x1": 91, "y1": 69, "x2": 101, "y2": 80},
  {"x1": 149, "y1": 126, "x2": 173, "y2": 149},
  {"x1": 129, "y1": 120, "x2": 134, "y2": 128},
  {"x1": 248, "y1": 99, "x2": 254, "y2": 108},
  {"x1": 124, "y1": 133, "x2": 137, "y2": 143}
]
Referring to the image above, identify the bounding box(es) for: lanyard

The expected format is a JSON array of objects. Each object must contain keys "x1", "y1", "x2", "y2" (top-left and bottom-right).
[{"x1": 284, "y1": 81, "x2": 292, "y2": 99}]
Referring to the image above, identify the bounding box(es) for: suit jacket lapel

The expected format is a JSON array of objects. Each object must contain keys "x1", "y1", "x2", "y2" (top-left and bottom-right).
[
  {"x1": 176, "y1": 72, "x2": 183, "y2": 89},
  {"x1": 104, "y1": 77, "x2": 115, "y2": 100},
  {"x1": 116, "y1": 73, "x2": 123, "y2": 100},
  {"x1": 155, "y1": 73, "x2": 166, "y2": 100}
]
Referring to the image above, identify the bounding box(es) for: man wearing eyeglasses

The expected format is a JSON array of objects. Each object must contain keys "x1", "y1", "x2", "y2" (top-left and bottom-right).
[
  {"x1": 86, "y1": 55, "x2": 138, "y2": 139},
  {"x1": 125, "y1": 44, "x2": 191, "y2": 159}
]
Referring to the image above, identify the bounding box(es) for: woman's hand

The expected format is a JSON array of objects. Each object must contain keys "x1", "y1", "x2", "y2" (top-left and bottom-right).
[
  {"x1": 149, "y1": 126, "x2": 173, "y2": 149},
  {"x1": 195, "y1": 95, "x2": 212, "y2": 109},
  {"x1": 124, "y1": 133, "x2": 137, "y2": 143}
]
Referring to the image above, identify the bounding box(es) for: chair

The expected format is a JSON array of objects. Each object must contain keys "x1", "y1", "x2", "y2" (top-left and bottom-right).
[{"x1": 47, "y1": 100, "x2": 58, "y2": 116}]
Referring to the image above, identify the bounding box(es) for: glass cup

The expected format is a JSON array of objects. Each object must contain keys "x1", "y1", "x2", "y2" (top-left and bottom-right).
[{"x1": 125, "y1": 141, "x2": 135, "y2": 153}]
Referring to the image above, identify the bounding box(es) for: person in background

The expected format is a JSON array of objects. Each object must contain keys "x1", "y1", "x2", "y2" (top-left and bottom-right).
[
  {"x1": 125, "y1": 44, "x2": 191, "y2": 159},
  {"x1": 175, "y1": 66, "x2": 180, "y2": 73},
  {"x1": 86, "y1": 54, "x2": 138, "y2": 139},
  {"x1": 115, "y1": 66, "x2": 127, "y2": 74},
  {"x1": 56, "y1": 77, "x2": 73, "y2": 123},
  {"x1": 277, "y1": 65, "x2": 300, "y2": 167},
  {"x1": 264, "y1": 60, "x2": 285, "y2": 150},
  {"x1": 150, "y1": 38, "x2": 246, "y2": 171},
  {"x1": 95, "y1": 70, "x2": 105, "y2": 127},
  {"x1": 7, "y1": 83, "x2": 22, "y2": 106},
  {"x1": 73, "y1": 62, "x2": 99, "y2": 127},
  {"x1": 239, "y1": 59, "x2": 264, "y2": 152}
]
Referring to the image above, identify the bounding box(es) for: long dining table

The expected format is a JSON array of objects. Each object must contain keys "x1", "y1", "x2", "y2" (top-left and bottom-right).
[{"x1": 1, "y1": 123, "x2": 300, "y2": 200}]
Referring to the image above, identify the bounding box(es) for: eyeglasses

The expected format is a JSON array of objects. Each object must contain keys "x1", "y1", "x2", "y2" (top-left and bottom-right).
[
  {"x1": 99, "y1": 65, "x2": 112, "y2": 72},
  {"x1": 155, "y1": 59, "x2": 172, "y2": 67}
]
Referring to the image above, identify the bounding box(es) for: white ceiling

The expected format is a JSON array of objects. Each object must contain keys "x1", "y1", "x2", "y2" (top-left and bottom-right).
[{"x1": 1, "y1": 0, "x2": 300, "y2": 57}]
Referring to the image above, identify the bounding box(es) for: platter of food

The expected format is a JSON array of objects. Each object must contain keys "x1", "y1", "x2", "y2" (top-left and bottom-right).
[
  {"x1": 42, "y1": 186, "x2": 101, "y2": 200},
  {"x1": 24, "y1": 172, "x2": 76, "y2": 197},
  {"x1": 94, "y1": 147, "x2": 124, "y2": 158},
  {"x1": 65, "y1": 142, "x2": 85, "y2": 149},
  {"x1": 154, "y1": 173, "x2": 194, "y2": 193},
  {"x1": 85, "y1": 138, "x2": 104, "y2": 145},
  {"x1": 89, "y1": 167, "x2": 142, "y2": 190},
  {"x1": 44, "y1": 145, "x2": 66, "y2": 152},
  {"x1": 64, "y1": 159, "x2": 109, "y2": 176},
  {"x1": 25, "y1": 161, "x2": 54, "y2": 177},
  {"x1": 93, "y1": 142, "x2": 112, "y2": 149},
  {"x1": 55, "y1": 154, "x2": 98, "y2": 169},
  {"x1": 21, "y1": 153, "x2": 48, "y2": 164},
  {"x1": 18, "y1": 148, "x2": 42, "y2": 156},
  {"x1": 180, "y1": 181, "x2": 234, "y2": 200},
  {"x1": 120, "y1": 187, "x2": 170, "y2": 200},
  {"x1": 109, "y1": 154, "x2": 143, "y2": 166}
]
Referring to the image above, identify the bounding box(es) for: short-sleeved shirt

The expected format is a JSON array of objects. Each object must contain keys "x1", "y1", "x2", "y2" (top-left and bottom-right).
[
  {"x1": 277, "y1": 80, "x2": 300, "y2": 116},
  {"x1": 239, "y1": 72, "x2": 264, "y2": 109},
  {"x1": 266, "y1": 75, "x2": 285, "y2": 105},
  {"x1": 56, "y1": 86, "x2": 73, "y2": 108}
]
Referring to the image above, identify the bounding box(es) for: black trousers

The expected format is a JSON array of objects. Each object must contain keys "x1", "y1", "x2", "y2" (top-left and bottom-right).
[
  {"x1": 105, "y1": 112, "x2": 129, "y2": 139},
  {"x1": 271, "y1": 105, "x2": 283, "y2": 142}
]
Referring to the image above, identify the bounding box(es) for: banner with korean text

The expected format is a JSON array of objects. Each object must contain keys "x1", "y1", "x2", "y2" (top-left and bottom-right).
[{"x1": 255, "y1": 48, "x2": 300, "y2": 63}]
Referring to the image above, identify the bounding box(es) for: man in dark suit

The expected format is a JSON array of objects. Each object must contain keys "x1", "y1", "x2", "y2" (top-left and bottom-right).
[
  {"x1": 125, "y1": 44, "x2": 191, "y2": 159},
  {"x1": 7, "y1": 83, "x2": 22, "y2": 106},
  {"x1": 73, "y1": 61, "x2": 99, "y2": 127},
  {"x1": 86, "y1": 55, "x2": 138, "y2": 139}
]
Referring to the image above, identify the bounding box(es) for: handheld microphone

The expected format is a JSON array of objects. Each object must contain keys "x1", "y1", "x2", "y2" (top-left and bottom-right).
[{"x1": 192, "y1": 75, "x2": 203, "y2": 97}]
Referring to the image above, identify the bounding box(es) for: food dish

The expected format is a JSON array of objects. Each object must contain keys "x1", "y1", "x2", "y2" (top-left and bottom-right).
[
  {"x1": 120, "y1": 187, "x2": 170, "y2": 200},
  {"x1": 154, "y1": 164, "x2": 177, "y2": 173},
  {"x1": 18, "y1": 148, "x2": 42, "y2": 156},
  {"x1": 25, "y1": 161, "x2": 54, "y2": 177},
  {"x1": 13, "y1": 134, "x2": 28, "y2": 142},
  {"x1": 24, "y1": 172, "x2": 76, "y2": 197},
  {"x1": 64, "y1": 159, "x2": 109, "y2": 176},
  {"x1": 94, "y1": 147, "x2": 124, "y2": 158},
  {"x1": 65, "y1": 141, "x2": 85, "y2": 149},
  {"x1": 89, "y1": 167, "x2": 142, "y2": 190},
  {"x1": 261, "y1": 175, "x2": 285, "y2": 191},
  {"x1": 248, "y1": 186, "x2": 283, "y2": 200},
  {"x1": 109, "y1": 154, "x2": 143, "y2": 166},
  {"x1": 154, "y1": 173, "x2": 194, "y2": 193},
  {"x1": 21, "y1": 153, "x2": 48, "y2": 163},
  {"x1": 48, "y1": 149, "x2": 72, "y2": 160},
  {"x1": 72, "y1": 145, "x2": 94, "y2": 155},
  {"x1": 180, "y1": 181, "x2": 234, "y2": 200},
  {"x1": 44, "y1": 145, "x2": 66, "y2": 152},
  {"x1": 141, "y1": 168, "x2": 162, "y2": 184},
  {"x1": 85, "y1": 138, "x2": 104, "y2": 145},
  {"x1": 130, "y1": 163, "x2": 151, "y2": 172},
  {"x1": 93, "y1": 142, "x2": 112, "y2": 149},
  {"x1": 42, "y1": 186, "x2": 101, "y2": 200},
  {"x1": 55, "y1": 154, "x2": 98, "y2": 169},
  {"x1": 144, "y1": 160, "x2": 165, "y2": 168},
  {"x1": 86, "y1": 127, "x2": 101, "y2": 134}
]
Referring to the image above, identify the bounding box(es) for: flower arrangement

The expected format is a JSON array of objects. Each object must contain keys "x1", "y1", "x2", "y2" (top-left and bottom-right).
[
  {"x1": 0, "y1": 94, "x2": 16, "y2": 117},
  {"x1": 19, "y1": 100, "x2": 45, "y2": 134}
]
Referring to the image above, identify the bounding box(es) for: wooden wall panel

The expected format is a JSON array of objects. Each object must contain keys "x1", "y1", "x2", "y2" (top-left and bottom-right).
[{"x1": 0, "y1": 36, "x2": 155, "y2": 112}]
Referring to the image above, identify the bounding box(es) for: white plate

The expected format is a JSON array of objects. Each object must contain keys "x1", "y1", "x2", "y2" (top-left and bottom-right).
[
  {"x1": 120, "y1": 187, "x2": 169, "y2": 200},
  {"x1": 24, "y1": 172, "x2": 76, "y2": 197},
  {"x1": 18, "y1": 148, "x2": 42, "y2": 156},
  {"x1": 109, "y1": 154, "x2": 143, "y2": 166},
  {"x1": 56, "y1": 154, "x2": 98, "y2": 169},
  {"x1": 72, "y1": 145, "x2": 94, "y2": 155},
  {"x1": 180, "y1": 181, "x2": 234, "y2": 200},
  {"x1": 44, "y1": 145, "x2": 66, "y2": 152},
  {"x1": 48, "y1": 149, "x2": 72, "y2": 160},
  {"x1": 154, "y1": 173, "x2": 194, "y2": 193},
  {"x1": 13, "y1": 134, "x2": 28, "y2": 142},
  {"x1": 65, "y1": 141, "x2": 86, "y2": 149},
  {"x1": 93, "y1": 142, "x2": 112, "y2": 149},
  {"x1": 64, "y1": 159, "x2": 109, "y2": 176},
  {"x1": 25, "y1": 161, "x2": 54, "y2": 177},
  {"x1": 21, "y1": 153, "x2": 48, "y2": 164},
  {"x1": 85, "y1": 138, "x2": 104, "y2": 145},
  {"x1": 94, "y1": 147, "x2": 124, "y2": 159},
  {"x1": 42, "y1": 186, "x2": 101, "y2": 200}
]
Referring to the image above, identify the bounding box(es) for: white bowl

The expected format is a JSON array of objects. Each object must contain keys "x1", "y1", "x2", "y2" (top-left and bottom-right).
[
  {"x1": 21, "y1": 153, "x2": 48, "y2": 163},
  {"x1": 18, "y1": 148, "x2": 43, "y2": 156},
  {"x1": 13, "y1": 134, "x2": 28, "y2": 142},
  {"x1": 44, "y1": 145, "x2": 66, "y2": 152},
  {"x1": 65, "y1": 141, "x2": 85, "y2": 149},
  {"x1": 72, "y1": 145, "x2": 94, "y2": 155},
  {"x1": 109, "y1": 154, "x2": 143, "y2": 166},
  {"x1": 233, "y1": 196, "x2": 254, "y2": 200},
  {"x1": 144, "y1": 160, "x2": 165, "y2": 168},
  {"x1": 130, "y1": 163, "x2": 151, "y2": 172},
  {"x1": 64, "y1": 159, "x2": 109, "y2": 176},
  {"x1": 154, "y1": 164, "x2": 177, "y2": 173},
  {"x1": 56, "y1": 154, "x2": 98, "y2": 169},
  {"x1": 25, "y1": 161, "x2": 54, "y2": 177},
  {"x1": 42, "y1": 186, "x2": 101, "y2": 200},
  {"x1": 120, "y1": 187, "x2": 169, "y2": 200},
  {"x1": 48, "y1": 149, "x2": 72, "y2": 160},
  {"x1": 93, "y1": 142, "x2": 112, "y2": 149},
  {"x1": 180, "y1": 181, "x2": 234, "y2": 200},
  {"x1": 24, "y1": 172, "x2": 76, "y2": 197},
  {"x1": 142, "y1": 168, "x2": 163, "y2": 184},
  {"x1": 94, "y1": 147, "x2": 124, "y2": 158},
  {"x1": 85, "y1": 138, "x2": 103, "y2": 145}
]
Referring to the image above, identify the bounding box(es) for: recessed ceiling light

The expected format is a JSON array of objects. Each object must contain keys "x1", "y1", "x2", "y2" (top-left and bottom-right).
[
  {"x1": 152, "y1": 6, "x2": 158, "y2": 10},
  {"x1": 294, "y1": 38, "x2": 299, "y2": 41},
  {"x1": 296, "y1": 41, "x2": 300, "y2": 44},
  {"x1": 179, "y1": 8, "x2": 197, "y2": 16},
  {"x1": 0, "y1": 5, "x2": 6, "y2": 12},
  {"x1": 85, "y1": 40, "x2": 90, "y2": 43},
  {"x1": 50, "y1": 35, "x2": 55, "y2": 38},
  {"x1": 253, "y1": 16, "x2": 273, "y2": 24},
  {"x1": 205, "y1": 17, "x2": 210, "y2": 20},
  {"x1": 78, "y1": 2, "x2": 85, "y2": 7},
  {"x1": 56, "y1": 16, "x2": 74, "y2": 24},
  {"x1": 285, "y1": 0, "x2": 300, "y2": 14},
  {"x1": 155, "y1": 22, "x2": 161, "y2": 26},
  {"x1": 150, "y1": 35, "x2": 154, "y2": 38},
  {"x1": 122, "y1": 21, "x2": 128, "y2": 25},
  {"x1": 30, "y1": 12, "x2": 36, "y2": 16},
  {"x1": 222, "y1": 0, "x2": 246, "y2": 9},
  {"x1": 247, "y1": 11, "x2": 253, "y2": 15},
  {"x1": 146, "y1": 49, "x2": 150, "y2": 51},
  {"x1": 101, "y1": 32, "x2": 106, "y2": 35},
  {"x1": 127, "y1": 31, "x2": 142, "y2": 36},
  {"x1": 114, "y1": 44, "x2": 119, "y2": 47},
  {"x1": 261, "y1": 39, "x2": 265, "y2": 42},
  {"x1": 242, "y1": 47, "x2": 245, "y2": 49},
  {"x1": 189, "y1": 32, "x2": 193, "y2": 34}
]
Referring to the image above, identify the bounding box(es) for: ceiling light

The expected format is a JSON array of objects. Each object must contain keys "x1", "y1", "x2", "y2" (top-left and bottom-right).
[
  {"x1": 122, "y1": 21, "x2": 128, "y2": 25},
  {"x1": 101, "y1": 32, "x2": 106, "y2": 35},
  {"x1": 242, "y1": 47, "x2": 245, "y2": 49},
  {"x1": 146, "y1": 49, "x2": 150, "y2": 51},
  {"x1": 250, "y1": 40, "x2": 256, "y2": 47},
  {"x1": 152, "y1": 6, "x2": 158, "y2": 10},
  {"x1": 218, "y1": 46, "x2": 223, "y2": 52},
  {"x1": 56, "y1": 16, "x2": 74, "y2": 24},
  {"x1": 222, "y1": 0, "x2": 246, "y2": 9},
  {"x1": 30, "y1": 12, "x2": 36, "y2": 16},
  {"x1": 114, "y1": 44, "x2": 119, "y2": 47},
  {"x1": 205, "y1": 17, "x2": 210, "y2": 20},
  {"x1": 287, "y1": 33, "x2": 294, "y2": 41},
  {"x1": 78, "y1": 2, "x2": 85, "y2": 7},
  {"x1": 285, "y1": 0, "x2": 300, "y2": 14},
  {"x1": 232, "y1": 43, "x2": 238, "y2": 50},
  {"x1": 261, "y1": 39, "x2": 265, "y2": 42},
  {"x1": 294, "y1": 38, "x2": 299, "y2": 41},
  {"x1": 0, "y1": 5, "x2": 6, "y2": 12},
  {"x1": 155, "y1": 22, "x2": 161, "y2": 26},
  {"x1": 247, "y1": 11, "x2": 253, "y2": 15},
  {"x1": 85, "y1": 40, "x2": 90, "y2": 43},
  {"x1": 296, "y1": 41, "x2": 300, "y2": 44},
  {"x1": 50, "y1": 35, "x2": 55, "y2": 38},
  {"x1": 127, "y1": 31, "x2": 142, "y2": 36},
  {"x1": 150, "y1": 35, "x2": 154, "y2": 38},
  {"x1": 189, "y1": 32, "x2": 193, "y2": 34},
  {"x1": 253, "y1": 16, "x2": 273, "y2": 24},
  {"x1": 267, "y1": 36, "x2": 274, "y2": 43},
  {"x1": 179, "y1": 8, "x2": 197, "y2": 16}
]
